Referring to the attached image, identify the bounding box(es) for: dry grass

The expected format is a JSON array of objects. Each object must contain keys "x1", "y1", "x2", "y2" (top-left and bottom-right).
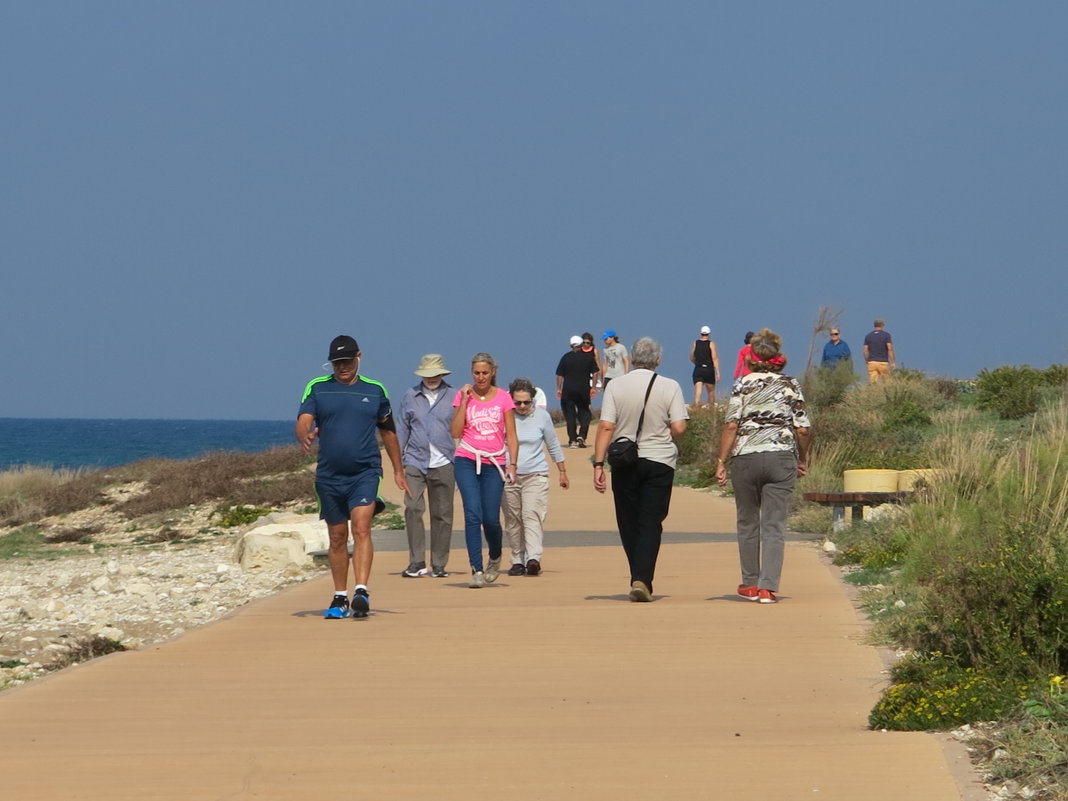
[
  {"x1": 116, "y1": 446, "x2": 313, "y2": 517},
  {"x1": 0, "y1": 465, "x2": 90, "y2": 526},
  {"x1": 1, "y1": 446, "x2": 314, "y2": 531}
]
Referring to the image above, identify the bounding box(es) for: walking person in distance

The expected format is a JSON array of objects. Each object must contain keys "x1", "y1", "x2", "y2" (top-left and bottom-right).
[{"x1": 690, "y1": 325, "x2": 720, "y2": 406}]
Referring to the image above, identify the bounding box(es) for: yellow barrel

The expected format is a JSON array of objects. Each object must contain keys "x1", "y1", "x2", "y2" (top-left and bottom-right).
[
  {"x1": 843, "y1": 469, "x2": 899, "y2": 493},
  {"x1": 897, "y1": 469, "x2": 943, "y2": 491}
]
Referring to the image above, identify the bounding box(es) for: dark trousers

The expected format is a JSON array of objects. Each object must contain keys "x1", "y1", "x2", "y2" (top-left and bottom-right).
[
  {"x1": 560, "y1": 390, "x2": 592, "y2": 443},
  {"x1": 610, "y1": 458, "x2": 674, "y2": 592}
]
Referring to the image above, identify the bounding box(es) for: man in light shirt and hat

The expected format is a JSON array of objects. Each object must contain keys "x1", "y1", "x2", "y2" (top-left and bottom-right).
[{"x1": 397, "y1": 354, "x2": 457, "y2": 578}]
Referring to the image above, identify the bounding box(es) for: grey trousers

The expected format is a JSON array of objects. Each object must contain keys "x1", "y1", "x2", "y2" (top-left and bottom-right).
[
  {"x1": 730, "y1": 451, "x2": 797, "y2": 592},
  {"x1": 403, "y1": 464, "x2": 455, "y2": 570}
]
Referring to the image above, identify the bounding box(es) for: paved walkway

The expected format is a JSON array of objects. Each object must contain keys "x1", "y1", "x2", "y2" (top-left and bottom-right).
[{"x1": 0, "y1": 427, "x2": 976, "y2": 800}]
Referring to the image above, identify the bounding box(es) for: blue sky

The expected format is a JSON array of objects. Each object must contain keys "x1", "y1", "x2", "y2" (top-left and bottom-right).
[{"x1": 3, "y1": 2, "x2": 1066, "y2": 420}]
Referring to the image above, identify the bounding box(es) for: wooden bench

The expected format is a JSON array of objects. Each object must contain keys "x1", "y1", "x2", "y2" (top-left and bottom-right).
[{"x1": 802, "y1": 491, "x2": 911, "y2": 532}]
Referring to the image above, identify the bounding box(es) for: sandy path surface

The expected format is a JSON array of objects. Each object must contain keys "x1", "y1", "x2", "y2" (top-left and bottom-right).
[{"x1": 0, "y1": 424, "x2": 975, "y2": 799}]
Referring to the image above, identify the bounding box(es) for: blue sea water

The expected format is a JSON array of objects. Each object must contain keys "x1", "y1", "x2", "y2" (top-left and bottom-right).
[{"x1": 0, "y1": 418, "x2": 297, "y2": 471}]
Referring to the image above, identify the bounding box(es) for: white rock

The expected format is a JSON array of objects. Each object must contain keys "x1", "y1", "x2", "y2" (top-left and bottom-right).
[
  {"x1": 894, "y1": 599, "x2": 907, "y2": 608},
  {"x1": 822, "y1": 541, "x2": 837, "y2": 553},
  {"x1": 89, "y1": 576, "x2": 111, "y2": 592},
  {"x1": 216, "y1": 564, "x2": 230, "y2": 574},
  {"x1": 234, "y1": 531, "x2": 308, "y2": 571},
  {"x1": 124, "y1": 582, "x2": 154, "y2": 598}
]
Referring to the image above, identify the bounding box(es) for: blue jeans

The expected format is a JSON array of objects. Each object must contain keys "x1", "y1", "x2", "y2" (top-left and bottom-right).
[{"x1": 454, "y1": 456, "x2": 504, "y2": 572}]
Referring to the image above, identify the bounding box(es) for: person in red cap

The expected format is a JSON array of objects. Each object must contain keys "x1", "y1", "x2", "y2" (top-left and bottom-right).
[{"x1": 296, "y1": 335, "x2": 411, "y2": 619}]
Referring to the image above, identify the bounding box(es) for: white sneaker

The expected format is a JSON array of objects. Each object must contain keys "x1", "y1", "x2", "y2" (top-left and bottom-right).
[
  {"x1": 469, "y1": 571, "x2": 486, "y2": 588},
  {"x1": 484, "y1": 558, "x2": 501, "y2": 584}
]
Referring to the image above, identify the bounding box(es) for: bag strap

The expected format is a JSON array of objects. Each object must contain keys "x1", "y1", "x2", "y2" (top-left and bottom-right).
[{"x1": 633, "y1": 373, "x2": 658, "y2": 442}]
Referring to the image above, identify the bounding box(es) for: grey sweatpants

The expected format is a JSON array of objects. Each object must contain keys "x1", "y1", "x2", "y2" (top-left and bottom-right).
[
  {"x1": 403, "y1": 464, "x2": 455, "y2": 570},
  {"x1": 730, "y1": 451, "x2": 797, "y2": 592}
]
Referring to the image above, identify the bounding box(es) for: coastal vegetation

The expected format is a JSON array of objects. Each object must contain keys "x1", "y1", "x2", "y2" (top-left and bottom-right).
[
  {"x1": 776, "y1": 364, "x2": 1066, "y2": 799},
  {"x1": 673, "y1": 361, "x2": 1068, "y2": 796}
]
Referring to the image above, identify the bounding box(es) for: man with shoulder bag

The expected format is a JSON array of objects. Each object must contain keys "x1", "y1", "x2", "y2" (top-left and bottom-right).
[{"x1": 593, "y1": 337, "x2": 689, "y2": 602}]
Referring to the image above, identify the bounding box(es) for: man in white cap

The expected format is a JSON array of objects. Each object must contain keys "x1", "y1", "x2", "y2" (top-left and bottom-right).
[
  {"x1": 689, "y1": 325, "x2": 720, "y2": 406},
  {"x1": 397, "y1": 354, "x2": 456, "y2": 578},
  {"x1": 555, "y1": 334, "x2": 599, "y2": 447}
]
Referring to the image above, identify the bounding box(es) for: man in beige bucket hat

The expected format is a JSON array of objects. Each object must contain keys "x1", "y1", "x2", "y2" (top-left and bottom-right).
[{"x1": 397, "y1": 354, "x2": 456, "y2": 577}]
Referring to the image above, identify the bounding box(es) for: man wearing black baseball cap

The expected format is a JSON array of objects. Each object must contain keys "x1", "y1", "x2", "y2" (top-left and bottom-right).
[{"x1": 296, "y1": 335, "x2": 411, "y2": 618}]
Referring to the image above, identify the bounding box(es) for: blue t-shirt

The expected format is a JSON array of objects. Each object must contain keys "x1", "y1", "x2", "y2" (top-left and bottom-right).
[
  {"x1": 863, "y1": 330, "x2": 892, "y2": 362},
  {"x1": 298, "y1": 375, "x2": 393, "y2": 481}
]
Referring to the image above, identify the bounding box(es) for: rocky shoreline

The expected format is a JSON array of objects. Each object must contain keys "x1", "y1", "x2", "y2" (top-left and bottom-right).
[
  {"x1": 0, "y1": 486, "x2": 330, "y2": 691},
  {"x1": 0, "y1": 535, "x2": 320, "y2": 689}
]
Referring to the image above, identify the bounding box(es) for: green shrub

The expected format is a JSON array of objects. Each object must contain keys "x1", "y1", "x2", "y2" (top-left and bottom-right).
[
  {"x1": 676, "y1": 405, "x2": 720, "y2": 467},
  {"x1": 887, "y1": 403, "x2": 1068, "y2": 677},
  {"x1": 1043, "y1": 364, "x2": 1068, "y2": 387},
  {"x1": 973, "y1": 675, "x2": 1068, "y2": 791},
  {"x1": 0, "y1": 526, "x2": 46, "y2": 559},
  {"x1": 869, "y1": 652, "x2": 1027, "y2": 730},
  {"x1": 882, "y1": 384, "x2": 933, "y2": 430},
  {"x1": 213, "y1": 505, "x2": 272, "y2": 528},
  {"x1": 976, "y1": 365, "x2": 1044, "y2": 419},
  {"x1": 802, "y1": 361, "x2": 857, "y2": 409},
  {"x1": 830, "y1": 521, "x2": 910, "y2": 569}
]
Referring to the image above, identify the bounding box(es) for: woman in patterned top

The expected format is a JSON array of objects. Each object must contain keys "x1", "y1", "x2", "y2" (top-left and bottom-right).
[{"x1": 715, "y1": 328, "x2": 811, "y2": 604}]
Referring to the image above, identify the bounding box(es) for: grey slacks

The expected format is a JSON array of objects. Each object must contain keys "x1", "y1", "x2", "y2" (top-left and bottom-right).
[
  {"x1": 403, "y1": 464, "x2": 455, "y2": 570},
  {"x1": 730, "y1": 451, "x2": 797, "y2": 592}
]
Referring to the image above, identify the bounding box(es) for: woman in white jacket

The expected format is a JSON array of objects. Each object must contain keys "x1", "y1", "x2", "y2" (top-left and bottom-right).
[{"x1": 503, "y1": 377, "x2": 569, "y2": 576}]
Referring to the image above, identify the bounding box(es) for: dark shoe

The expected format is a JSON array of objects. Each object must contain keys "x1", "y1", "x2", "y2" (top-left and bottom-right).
[
  {"x1": 508, "y1": 563, "x2": 526, "y2": 576},
  {"x1": 575, "y1": 437, "x2": 587, "y2": 448},
  {"x1": 431, "y1": 566, "x2": 449, "y2": 578},
  {"x1": 629, "y1": 580, "x2": 652, "y2": 602},
  {"x1": 351, "y1": 587, "x2": 370, "y2": 618},
  {"x1": 323, "y1": 594, "x2": 349, "y2": 619},
  {"x1": 402, "y1": 562, "x2": 428, "y2": 578},
  {"x1": 525, "y1": 559, "x2": 541, "y2": 576}
]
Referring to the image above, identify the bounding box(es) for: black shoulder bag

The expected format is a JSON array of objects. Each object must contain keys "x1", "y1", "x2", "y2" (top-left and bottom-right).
[{"x1": 605, "y1": 374, "x2": 657, "y2": 469}]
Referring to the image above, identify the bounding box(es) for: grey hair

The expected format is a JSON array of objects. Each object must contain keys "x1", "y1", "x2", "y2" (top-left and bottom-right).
[
  {"x1": 471, "y1": 352, "x2": 498, "y2": 385},
  {"x1": 630, "y1": 337, "x2": 662, "y2": 370}
]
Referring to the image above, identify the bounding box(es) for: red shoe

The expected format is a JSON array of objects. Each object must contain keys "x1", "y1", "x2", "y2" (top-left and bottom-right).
[
  {"x1": 737, "y1": 584, "x2": 759, "y2": 601},
  {"x1": 758, "y1": 589, "x2": 777, "y2": 604}
]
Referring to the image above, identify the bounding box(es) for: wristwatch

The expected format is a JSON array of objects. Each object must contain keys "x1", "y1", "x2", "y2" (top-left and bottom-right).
[{"x1": 593, "y1": 461, "x2": 605, "y2": 468}]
